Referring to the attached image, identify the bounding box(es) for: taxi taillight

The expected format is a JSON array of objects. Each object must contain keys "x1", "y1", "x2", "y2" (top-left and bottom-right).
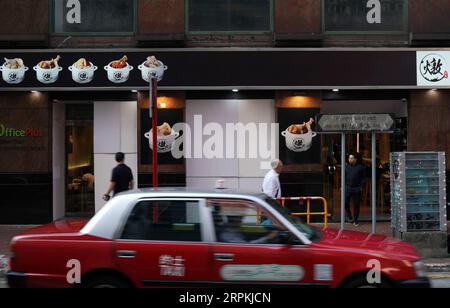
[{"x1": 9, "y1": 241, "x2": 16, "y2": 270}]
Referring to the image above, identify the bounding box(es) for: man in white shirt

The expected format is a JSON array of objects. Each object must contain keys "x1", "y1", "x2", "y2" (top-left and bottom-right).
[{"x1": 262, "y1": 159, "x2": 283, "y2": 198}]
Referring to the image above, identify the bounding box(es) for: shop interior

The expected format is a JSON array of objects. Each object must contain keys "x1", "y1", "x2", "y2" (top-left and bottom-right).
[
  {"x1": 65, "y1": 103, "x2": 95, "y2": 217},
  {"x1": 321, "y1": 99, "x2": 408, "y2": 222}
]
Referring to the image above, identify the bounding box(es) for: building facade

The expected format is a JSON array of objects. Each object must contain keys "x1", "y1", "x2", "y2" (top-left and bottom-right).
[{"x1": 0, "y1": 0, "x2": 449, "y2": 224}]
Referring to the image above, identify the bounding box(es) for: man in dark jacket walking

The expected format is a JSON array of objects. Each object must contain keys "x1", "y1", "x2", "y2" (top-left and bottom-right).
[
  {"x1": 103, "y1": 152, "x2": 134, "y2": 201},
  {"x1": 345, "y1": 153, "x2": 366, "y2": 226}
]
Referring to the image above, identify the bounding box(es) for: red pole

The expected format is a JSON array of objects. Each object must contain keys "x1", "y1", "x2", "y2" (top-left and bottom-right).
[{"x1": 151, "y1": 78, "x2": 158, "y2": 188}]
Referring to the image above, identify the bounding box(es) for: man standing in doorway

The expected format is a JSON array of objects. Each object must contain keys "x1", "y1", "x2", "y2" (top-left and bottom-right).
[
  {"x1": 262, "y1": 159, "x2": 283, "y2": 199},
  {"x1": 345, "y1": 153, "x2": 365, "y2": 227},
  {"x1": 103, "y1": 152, "x2": 134, "y2": 201}
]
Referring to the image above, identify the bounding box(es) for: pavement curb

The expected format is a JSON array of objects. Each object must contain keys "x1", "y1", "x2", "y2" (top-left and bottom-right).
[{"x1": 426, "y1": 264, "x2": 450, "y2": 272}]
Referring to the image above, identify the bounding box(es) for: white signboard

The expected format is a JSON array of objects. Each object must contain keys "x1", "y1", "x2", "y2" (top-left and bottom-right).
[
  {"x1": 317, "y1": 114, "x2": 394, "y2": 132},
  {"x1": 417, "y1": 51, "x2": 450, "y2": 86},
  {"x1": 220, "y1": 265, "x2": 304, "y2": 282}
]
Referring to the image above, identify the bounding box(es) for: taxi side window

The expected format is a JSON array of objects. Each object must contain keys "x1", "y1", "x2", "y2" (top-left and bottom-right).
[
  {"x1": 209, "y1": 199, "x2": 290, "y2": 245},
  {"x1": 120, "y1": 200, "x2": 202, "y2": 242}
]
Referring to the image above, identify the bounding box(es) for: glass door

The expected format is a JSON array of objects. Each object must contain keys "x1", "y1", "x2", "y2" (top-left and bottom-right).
[{"x1": 65, "y1": 104, "x2": 95, "y2": 217}]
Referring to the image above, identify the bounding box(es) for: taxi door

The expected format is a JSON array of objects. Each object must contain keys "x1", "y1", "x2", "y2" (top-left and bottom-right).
[
  {"x1": 114, "y1": 198, "x2": 212, "y2": 287},
  {"x1": 207, "y1": 199, "x2": 325, "y2": 287}
]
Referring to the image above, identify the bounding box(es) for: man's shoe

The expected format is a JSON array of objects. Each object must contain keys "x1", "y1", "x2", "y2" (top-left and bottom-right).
[{"x1": 353, "y1": 222, "x2": 360, "y2": 227}]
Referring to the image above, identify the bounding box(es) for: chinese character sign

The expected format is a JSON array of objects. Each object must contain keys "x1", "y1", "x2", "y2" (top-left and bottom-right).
[{"x1": 417, "y1": 51, "x2": 450, "y2": 86}]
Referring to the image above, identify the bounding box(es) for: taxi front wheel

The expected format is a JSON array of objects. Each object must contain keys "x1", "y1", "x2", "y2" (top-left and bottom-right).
[
  {"x1": 82, "y1": 274, "x2": 132, "y2": 289},
  {"x1": 341, "y1": 275, "x2": 392, "y2": 288}
]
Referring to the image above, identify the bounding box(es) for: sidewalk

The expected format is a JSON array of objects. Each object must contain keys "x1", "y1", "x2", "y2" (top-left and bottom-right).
[
  {"x1": 0, "y1": 225, "x2": 35, "y2": 257},
  {"x1": 0, "y1": 225, "x2": 36, "y2": 278}
]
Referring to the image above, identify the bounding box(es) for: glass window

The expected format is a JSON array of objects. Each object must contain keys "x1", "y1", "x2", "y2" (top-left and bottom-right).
[
  {"x1": 264, "y1": 197, "x2": 321, "y2": 242},
  {"x1": 188, "y1": 0, "x2": 272, "y2": 33},
  {"x1": 209, "y1": 199, "x2": 297, "y2": 245},
  {"x1": 323, "y1": 0, "x2": 408, "y2": 32},
  {"x1": 52, "y1": 0, "x2": 135, "y2": 34},
  {"x1": 121, "y1": 200, "x2": 202, "y2": 242},
  {"x1": 65, "y1": 104, "x2": 94, "y2": 217}
]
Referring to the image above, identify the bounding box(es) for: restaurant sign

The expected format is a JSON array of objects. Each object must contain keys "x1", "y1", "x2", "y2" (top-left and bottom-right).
[{"x1": 417, "y1": 51, "x2": 450, "y2": 86}]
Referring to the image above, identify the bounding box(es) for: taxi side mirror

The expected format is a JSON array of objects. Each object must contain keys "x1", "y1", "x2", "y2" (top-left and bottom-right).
[{"x1": 278, "y1": 231, "x2": 292, "y2": 245}]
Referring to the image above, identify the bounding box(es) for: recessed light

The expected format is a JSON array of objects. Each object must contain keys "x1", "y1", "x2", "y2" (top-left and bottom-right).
[
  {"x1": 232, "y1": 89, "x2": 239, "y2": 93},
  {"x1": 30, "y1": 91, "x2": 39, "y2": 93},
  {"x1": 332, "y1": 89, "x2": 340, "y2": 92},
  {"x1": 131, "y1": 90, "x2": 138, "y2": 93}
]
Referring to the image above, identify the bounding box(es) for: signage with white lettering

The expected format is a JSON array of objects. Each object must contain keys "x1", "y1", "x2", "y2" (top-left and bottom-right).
[
  {"x1": 323, "y1": 0, "x2": 407, "y2": 32},
  {"x1": 53, "y1": 0, "x2": 135, "y2": 34},
  {"x1": 316, "y1": 114, "x2": 395, "y2": 132},
  {"x1": 417, "y1": 51, "x2": 450, "y2": 86}
]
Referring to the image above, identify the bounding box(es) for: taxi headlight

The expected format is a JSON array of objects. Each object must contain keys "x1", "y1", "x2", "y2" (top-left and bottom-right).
[{"x1": 414, "y1": 261, "x2": 427, "y2": 278}]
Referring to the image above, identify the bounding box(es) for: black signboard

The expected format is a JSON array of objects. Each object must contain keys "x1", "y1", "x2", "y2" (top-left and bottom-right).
[
  {"x1": 323, "y1": 0, "x2": 408, "y2": 32},
  {"x1": 0, "y1": 49, "x2": 416, "y2": 90},
  {"x1": 52, "y1": 0, "x2": 135, "y2": 34}
]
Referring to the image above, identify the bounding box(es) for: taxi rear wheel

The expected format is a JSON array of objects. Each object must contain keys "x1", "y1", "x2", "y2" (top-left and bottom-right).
[
  {"x1": 83, "y1": 274, "x2": 131, "y2": 289},
  {"x1": 341, "y1": 275, "x2": 392, "y2": 288}
]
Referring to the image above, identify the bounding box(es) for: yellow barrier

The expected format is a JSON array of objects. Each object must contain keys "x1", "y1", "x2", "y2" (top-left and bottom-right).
[{"x1": 275, "y1": 197, "x2": 329, "y2": 229}]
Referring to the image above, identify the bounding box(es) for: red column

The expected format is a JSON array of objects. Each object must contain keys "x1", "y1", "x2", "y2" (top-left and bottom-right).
[{"x1": 151, "y1": 78, "x2": 158, "y2": 188}]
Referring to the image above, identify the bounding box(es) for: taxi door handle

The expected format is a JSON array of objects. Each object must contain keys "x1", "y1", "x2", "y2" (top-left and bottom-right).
[
  {"x1": 117, "y1": 250, "x2": 137, "y2": 259},
  {"x1": 214, "y1": 253, "x2": 235, "y2": 262}
]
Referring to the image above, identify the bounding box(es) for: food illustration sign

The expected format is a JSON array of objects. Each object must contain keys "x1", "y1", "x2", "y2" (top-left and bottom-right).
[
  {"x1": 282, "y1": 118, "x2": 317, "y2": 153},
  {"x1": 34, "y1": 56, "x2": 63, "y2": 84},
  {"x1": 144, "y1": 122, "x2": 180, "y2": 154},
  {"x1": 104, "y1": 55, "x2": 133, "y2": 84},
  {"x1": 0, "y1": 52, "x2": 171, "y2": 88},
  {"x1": 278, "y1": 108, "x2": 321, "y2": 165},
  {"x1": 140, "y1": 109, "x2": 184, "y2": 165},
  {"x1": 69, "y1": 58, "x2": 97, "y2": 84},
  {"x1": 1, "y1": 58, "x2": 29, "y2": 84}
]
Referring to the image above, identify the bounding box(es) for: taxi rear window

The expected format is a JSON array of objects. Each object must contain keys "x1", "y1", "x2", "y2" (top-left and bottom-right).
[{"x1": 120, "y1": 200, "x2": 202, "y2": 242}]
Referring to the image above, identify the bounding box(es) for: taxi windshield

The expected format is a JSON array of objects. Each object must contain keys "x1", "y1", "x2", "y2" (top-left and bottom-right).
[{"x1": 264, "y1": 197, "x2": 321, "y2": 242}]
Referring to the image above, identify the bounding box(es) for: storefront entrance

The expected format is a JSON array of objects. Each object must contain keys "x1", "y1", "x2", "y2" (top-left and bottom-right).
[
  {"x1": 324, "y1": 133, "x2": 395, "y2": 222},
  {"x1": 65, "y1": 104, "x2": 95, "y2": 217},
  {"x1": 321, "y1": 99, "x2": 408, "y2": 222}
]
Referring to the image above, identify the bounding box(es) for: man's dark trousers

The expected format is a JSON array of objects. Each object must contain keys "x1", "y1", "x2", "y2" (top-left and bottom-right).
[{"x1": 345, "y1": 189, "x2": 361, "y2": 223}]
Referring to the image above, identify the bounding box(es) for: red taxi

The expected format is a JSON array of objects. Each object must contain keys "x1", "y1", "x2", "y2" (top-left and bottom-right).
[{"x1": 7, "y1": 188, "x2": 430, "y2": 288}]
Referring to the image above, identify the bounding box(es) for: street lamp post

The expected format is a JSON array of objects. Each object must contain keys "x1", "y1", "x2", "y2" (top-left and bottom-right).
[
  {"x1": 150, "y1": 78, "x2": 158, "y2": 187},
  {"x1": 148, "y1": 61, "x2": 168, "y2": 188}
]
